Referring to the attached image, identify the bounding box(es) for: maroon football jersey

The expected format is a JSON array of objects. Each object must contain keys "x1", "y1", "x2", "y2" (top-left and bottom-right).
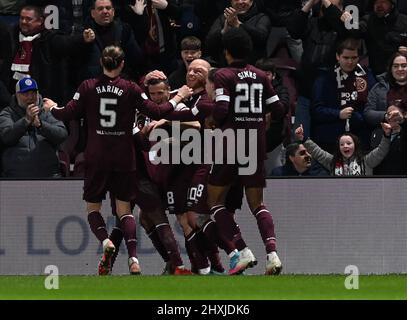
[
  {"x1": 213, "y1": 62, "x2": 284, "y2": 161},
  {"x1": 51, "y1": 74, "x2": 175, "y2": 172},
  {"x1": 165, "y1": 91, "x2": 215, "y2": 126}
]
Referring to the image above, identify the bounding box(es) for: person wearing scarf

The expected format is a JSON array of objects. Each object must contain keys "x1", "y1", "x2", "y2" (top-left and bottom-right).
[{"x1": 310, "y1": 38, "x2": 376, "y2": 154}]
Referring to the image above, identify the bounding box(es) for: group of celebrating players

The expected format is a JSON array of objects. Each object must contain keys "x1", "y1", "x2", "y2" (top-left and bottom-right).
[{"x1": 42, "y1": 27, "x2": 283, "y2": 276}]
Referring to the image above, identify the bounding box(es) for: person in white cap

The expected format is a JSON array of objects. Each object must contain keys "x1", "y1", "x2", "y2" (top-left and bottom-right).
[{"x1": 0, "y1": 77, "x2": 67, "y2": 177}]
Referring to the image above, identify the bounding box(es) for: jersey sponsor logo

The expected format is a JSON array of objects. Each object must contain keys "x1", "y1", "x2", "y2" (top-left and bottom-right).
[
  {"x1": 234, "y1": 116, "x2": 263, "y2": 122},
  {"x1": 96, "y1": 130, "x2": 125, "y2": 136}
]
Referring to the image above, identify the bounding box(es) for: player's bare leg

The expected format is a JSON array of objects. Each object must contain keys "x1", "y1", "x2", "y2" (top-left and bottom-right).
[{"x1": 245, "y1": 187, "x2": 282, "y2": 275}]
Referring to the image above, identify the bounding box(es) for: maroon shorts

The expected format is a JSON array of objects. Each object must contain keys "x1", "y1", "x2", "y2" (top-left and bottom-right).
[
  {"x1": 186, "y1": 164, "x2": 210, "y2": 215},
  {"x1": 131, "y1": 175, "x2": 165, "y2": 212},
  {"x1": 83, "y1": 169, "x2": 138, "y2": 203},
  {"x1": 208, "y1": 162, "x2": 266, "y2": 188},
  {"x1": 166, "y1": 164, "x2": 210, "y2": 215}
]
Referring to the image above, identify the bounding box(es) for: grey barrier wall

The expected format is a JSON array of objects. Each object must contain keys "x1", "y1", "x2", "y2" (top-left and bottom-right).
[{"x1": 0, "y1": 178, "x2": 406, "y2": 275}]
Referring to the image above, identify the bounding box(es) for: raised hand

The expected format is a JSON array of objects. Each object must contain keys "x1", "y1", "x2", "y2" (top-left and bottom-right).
[
  {"x1": 295, "y1": 124, "x2": 304, "y2": 141},
  {"x1": 224, "y1": 7, "x2": 240, "y2": 27},
  {"x1": 385, "y1": 106, "x2": 404, "y2": 130},
  {"x1": 83, "y1": 28, "x2": 95, "y2": 43},
  {"x1": 42, "y1": 98, "x2": 57, "y2": 112},
  {"x1": 340, "y1": 11, "x2": 353, "y2": 23},
  {"x1": 152, "y1": 0, "x2": 168, "y2": 10},
  {"x1": 381, "y1": 122, "x2": 392, "y2": 137},
  {"x1": 144, "y1": 70, "x2": 167, "y2": 86},
  {"x1": 130, "y1": 0, "x2": 146, "y2": 15},
  {"x1": 176, "y1": 85, "x2": 193, "y2": 100},
  {"x1": 26, "y1": 103, "x2": 40, "y2": 124}
]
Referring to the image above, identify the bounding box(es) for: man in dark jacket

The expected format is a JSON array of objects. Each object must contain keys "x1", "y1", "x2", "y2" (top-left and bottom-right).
[
  {"x1": 2, "y1": 5, "x2": 93, "y2": 106},
  {"x1": 310, "y1": 38, "x2": 376, "y2": 153},
  {"x1": 271, "y1": 142, "x2": 329, "y2": 176},
  {"x1": 120, "y1": 0, "x2": 181, "y2": 75},
  {"x1": 205, "y1": 0, "x2": 271, "y2": 66},
  {"x1": 287, "y1": 0, "x2": 350, "y2": 140},
  {"x1": 78, "y1": 0, "x2": 143, "y2": 82},
  {"x1": 324, "y1": 0, "x2": 407, "y2": 76},
  {"x1": 256, "y1": 0, "x2": 303, "y2": 62},
  {"x1": 255, "y1": 57, "x2": 291, "y2": 175},
  {"x1": 0, "y1": 77, "x2": 67, "y2": 178}
]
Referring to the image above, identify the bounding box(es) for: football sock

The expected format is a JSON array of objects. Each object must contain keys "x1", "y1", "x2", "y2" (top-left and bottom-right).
[
  {"x1": 109, "y1": 217, "x2": 123, "y2": 266},
  {"x1": 210, "y1": 205, "x2": 247, "y2": 250},
  {"x1": 202, "y1": 219, "x2": 235, "y2": 255},
  {"x1": 120, "y1": 214, "x2": 138, "y2": 258},
  {"x1": 185, "y1": 231, "x2": 209, "y2": 270},
  {"x1": 231, "y1": 219, "x2": 248, "y2": 251},
  {"x1": 155, "y1": 223, "x2": 183, "y2": 269},
  {"x1": 196, "y1": 228, "x2": 225, "y2": 273},
  {"x1": 87, "y1": 211, "x2": 109, "y2": 243},
  {"x1": 252, "y1": 205, "x2": 277, "y2": 253},
  {"x1": 147, "y1": 226, "x2": 170, "y2": 263}
]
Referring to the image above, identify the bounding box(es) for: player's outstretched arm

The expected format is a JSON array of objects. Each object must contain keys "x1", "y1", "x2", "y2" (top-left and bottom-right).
[{"x1": 42, "y1": 98, "x2": 58, "y2": 112}]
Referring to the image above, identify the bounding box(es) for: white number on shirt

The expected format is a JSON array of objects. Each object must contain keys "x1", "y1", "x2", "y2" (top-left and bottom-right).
[
  {"x1": 234, "y1": 83, "x2": 263, "y2": 114},
  {"x1": 100, "y1": 98, "x2": 117, "y2": 128}
]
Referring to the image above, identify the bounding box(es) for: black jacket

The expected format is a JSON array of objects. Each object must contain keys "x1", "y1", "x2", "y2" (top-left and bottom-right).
[
  {"x1": 121, "y1": 0, "x2": 182, "y2": 74},
  {"x1": 3, "y1": 26, "x2": 86, "y2": 105},
  {"x1": 287, "y1": 7, "x2": 343, "y2": 97},
  {"x1": 256, "y1": 0, "x2": 302, "y2": 27},
  {"x1": 205, "y1": 3, "x2": 271, "y2": 66},
  {"x1": 78, "y1": 20, "x2": 143, "y2": 82},
  {"x1": 372, "y1": 122, "x2": 407, "y2": 175},
  {"x1": 324, "y1": 4, "x2": 407, "y2": 75},
  {"x1": 266, "y1": 72, "x2": 290, "y2": 152}
]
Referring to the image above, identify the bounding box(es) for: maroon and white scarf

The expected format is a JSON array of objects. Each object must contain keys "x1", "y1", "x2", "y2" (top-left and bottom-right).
[
  {"x1": 11, "y1": 32, "x2": 41, "y2": 80},
  {"x1": 335, "y1": 63, "x2": 369, "y2": 110}
]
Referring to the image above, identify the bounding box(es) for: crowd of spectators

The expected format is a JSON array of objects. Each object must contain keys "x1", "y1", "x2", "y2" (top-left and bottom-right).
[{"x1": 1, "y1": 0, "x2": 407, "y2": 178}]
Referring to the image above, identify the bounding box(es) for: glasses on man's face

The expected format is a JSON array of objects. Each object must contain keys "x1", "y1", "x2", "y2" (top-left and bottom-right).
[{"x1": 392, "y1": 63, "x2": 407, "y2": 69}]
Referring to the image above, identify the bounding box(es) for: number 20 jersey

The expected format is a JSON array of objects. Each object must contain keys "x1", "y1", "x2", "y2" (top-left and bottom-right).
[{"x1": 213, "y1": 62, "x2": 285, "y2": 161}]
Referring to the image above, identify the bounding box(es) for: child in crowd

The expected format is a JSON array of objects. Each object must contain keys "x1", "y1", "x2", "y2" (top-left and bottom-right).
[{"x1": 294, "y1": 122, "x2": 392, "y2": 175}]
